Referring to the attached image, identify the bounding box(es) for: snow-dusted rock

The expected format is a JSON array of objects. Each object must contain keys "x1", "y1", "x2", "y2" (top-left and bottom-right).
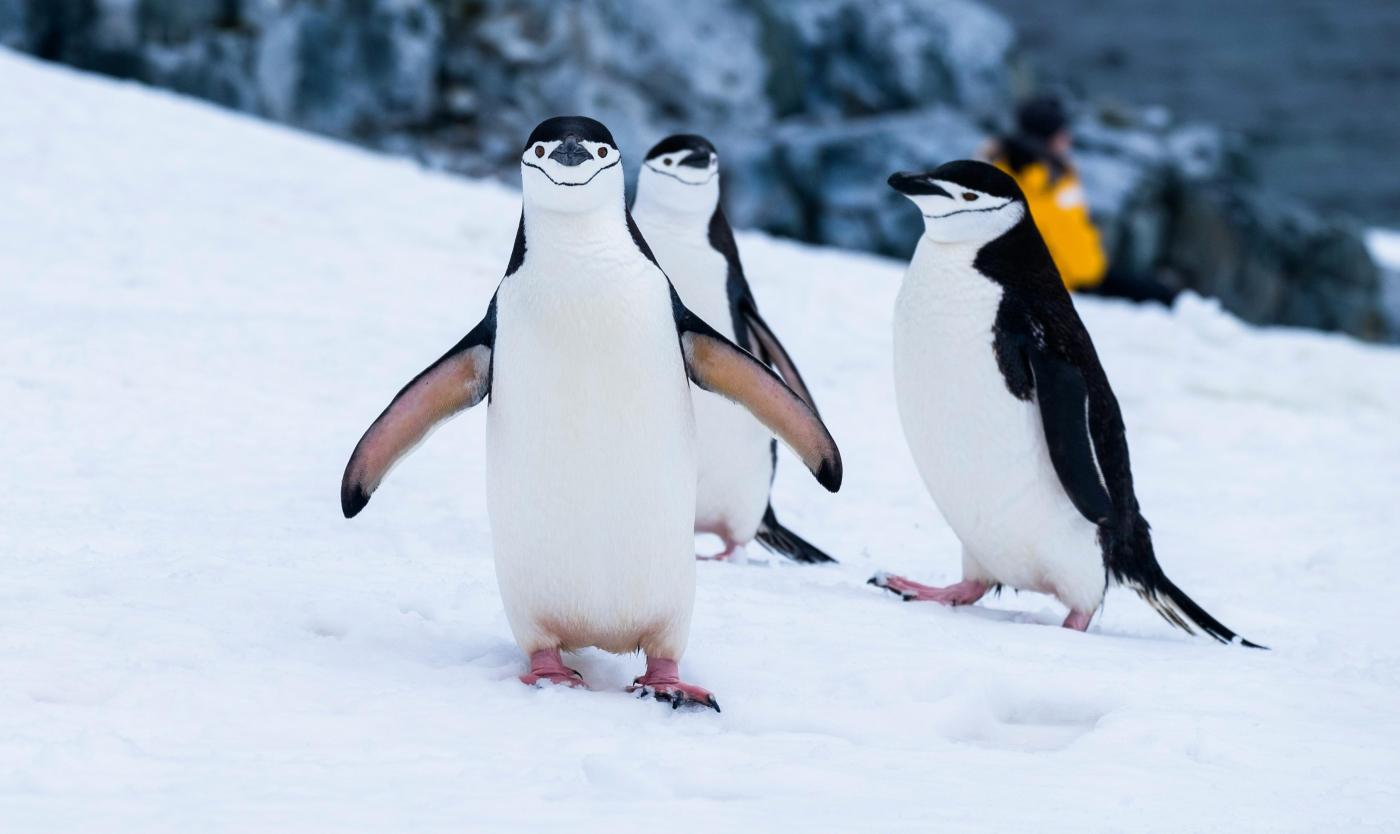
[
  {"x1": 723, "y1": 106, "x2": 988, "y2": 255},
  {"x1": 0, "y1": 0, "x2": 1390, "y2": 338}
]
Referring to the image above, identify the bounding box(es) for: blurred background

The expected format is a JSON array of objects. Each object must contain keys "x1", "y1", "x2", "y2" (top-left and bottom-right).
[{"x1": 3, "y1": 0, "x2": 1396, "y2": 339}]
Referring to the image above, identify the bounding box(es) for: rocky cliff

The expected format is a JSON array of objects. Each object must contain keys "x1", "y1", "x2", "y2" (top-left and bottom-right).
[{"x1": 1, "y1": 0, "x2": 1389, "y2": 339}]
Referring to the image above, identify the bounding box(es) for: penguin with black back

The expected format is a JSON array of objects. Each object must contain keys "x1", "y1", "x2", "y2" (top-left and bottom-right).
[
  {"x1": 871, "y1": 160, "x2": 1262, "y2": 647},
  {"x1": 340, "y1": 117, "x2": 843, "y2": 712},
  {"x1": 632, "y1": 133, "x2": 837, "y2": 564}
]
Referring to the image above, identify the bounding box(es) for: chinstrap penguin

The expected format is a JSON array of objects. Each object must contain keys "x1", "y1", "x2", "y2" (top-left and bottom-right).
[
  {"x1": 632, "y1": 133, "x2": 837, "y2": 564},
  {"x1": 871, "y1": 160, "x2": 1262, "y2": 647},
  {"x1": 341, "y1": 117, "x2": 843, "y2": 711}
]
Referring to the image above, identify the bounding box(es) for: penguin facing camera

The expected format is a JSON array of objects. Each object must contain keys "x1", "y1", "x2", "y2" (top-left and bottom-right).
[
  {"x1": 341, "y1": 117, "x2": 843, "y2": 712},
  {"x1": 633, "y1": 133, "x2": 839, "y2": 565}
]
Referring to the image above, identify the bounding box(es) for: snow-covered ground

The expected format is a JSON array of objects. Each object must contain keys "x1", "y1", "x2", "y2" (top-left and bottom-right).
[{"x1": 3, "y1": 49, "x2": 1399, "y2": 832}]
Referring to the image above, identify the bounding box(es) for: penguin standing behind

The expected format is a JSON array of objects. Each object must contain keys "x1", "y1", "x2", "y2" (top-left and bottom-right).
[
  {"x1": 341, "y1": 117, "x2": 842, "y2": 711},
  {"x1": 632, "y1": 134, "x2": 837, "y2": 564},
  {"x1": 871, "y1": 160, "x2": 1261, "y2": 647}
]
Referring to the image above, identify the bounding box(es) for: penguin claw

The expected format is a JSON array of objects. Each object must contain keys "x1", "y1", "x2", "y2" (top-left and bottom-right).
[
  {"x1": 644, "y1": 687, "x2": 721, "y2": 713},
  {"x1": 868, "y1": 572, "x2": 908, "y2": 599},
  {"x1": 627, "y1": 681, "x2": 720, "y2": 713},
  {"x1": 868, "y1": 573, "x2": 988, "y2": 606},
  {"x1": 520, "y1": 668, "x2": 587, "y2": 689}
]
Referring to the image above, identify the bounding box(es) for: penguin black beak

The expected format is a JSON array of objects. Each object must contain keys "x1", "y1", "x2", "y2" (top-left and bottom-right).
[
  {"x1": 679, "y1": 150, "x2": 713, "y2": 169},
  {"x1": 549, "y1": 136, "x2": 593, "y2": 167},
  {"x1": 887, "y1": 171, "x2": 950, "y2": 198}
]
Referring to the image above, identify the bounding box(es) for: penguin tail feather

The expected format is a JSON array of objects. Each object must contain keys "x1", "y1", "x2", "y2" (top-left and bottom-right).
[
  {"x1": 1109, "y1": 516, "x2": 1266, "y2": 650},
  {"x1": 754, "y1": 506, "x2": 837, "y2": 564}
]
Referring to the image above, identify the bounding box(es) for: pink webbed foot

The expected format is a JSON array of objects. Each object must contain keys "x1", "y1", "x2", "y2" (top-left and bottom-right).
[
  {"x1": 697, "y1": 530, "x2": 746, "y2": 562},
  {"x1": 1062, "y1": 610, "x2": 1094, "y2": 632},
  {"x1": 697, "y1": 542, "x2": 746, "y2": 562},
  {"x1": 868, "y1": 572, "x2": 988, "y2": 606},
  {"x1": 519, "y1": 648, "x2": 587, "y2": 689},
  {"x1": 626, "y1": 658, "x2": 720, "y2": 712}
]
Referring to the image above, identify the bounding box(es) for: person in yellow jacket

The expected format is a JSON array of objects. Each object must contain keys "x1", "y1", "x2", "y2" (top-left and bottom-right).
[{"x1": 986, "y1": 96, "x2": 1178, "y2": 305}]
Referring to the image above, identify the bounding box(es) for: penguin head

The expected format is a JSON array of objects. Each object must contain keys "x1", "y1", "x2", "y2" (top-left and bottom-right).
[
  {"x1": 888, "y1": 161, "x2": 1026, "y2": 245},
  {"x1": 520, "y1": 116, "x2": 623, "y2": 213},
  {"x1": 635, "y1": 134, "x2": 721, "y2": 215}
]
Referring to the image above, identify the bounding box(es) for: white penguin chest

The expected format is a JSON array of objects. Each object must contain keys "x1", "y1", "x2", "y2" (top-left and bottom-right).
[
  {"x1": 639, "y1": 220, "x2": 735, "y2": 340},
  {"x1": 485, "y1": 249, "x2": 698, "y2": 652},
  {"x1": 634, "y1": 214, "x2": 774, "y2": 540},
  {"x1": 892, "y1": 241, "x2": 1101, "y2": 599}
]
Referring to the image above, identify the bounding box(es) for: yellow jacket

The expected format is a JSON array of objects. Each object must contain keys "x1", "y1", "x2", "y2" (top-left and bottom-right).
[{"x1": 993, "y1": 158, "x2": 1107, "y2": 290}]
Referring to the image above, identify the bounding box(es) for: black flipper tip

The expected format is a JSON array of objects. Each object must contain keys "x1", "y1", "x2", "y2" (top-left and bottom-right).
[
  {"x1": 816, "y1": 457, "x2": 842, "y2": 493},
  {"x1": 341, "y1": 483, "x2": 370, "y2": 519}
]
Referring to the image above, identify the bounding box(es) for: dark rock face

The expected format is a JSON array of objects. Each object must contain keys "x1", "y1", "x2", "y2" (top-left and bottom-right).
[
  {"x1": 1072, "y1": 114, "x2": 1386, "y2": 339},
  {"x1": 1166, "y1": 186, "x2": 1385, "y2": 338},
  {"x1": 981, "y1": 0, "x2": 1400, "y2": 227},
  {"x1": 5, "y1": 0, "x2": 443, "y2": 136},
  {"x1": 0, "y1": 0, "x2": 1390, "y2": 339},
  {"x1": 724, "y1": 106, "x2": 989, "y2": 255}
]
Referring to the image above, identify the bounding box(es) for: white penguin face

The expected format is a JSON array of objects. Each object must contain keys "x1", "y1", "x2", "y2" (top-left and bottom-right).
[
  {"x1": 635, "y1": 143, "x2": 720, "y2": 215},
  {"x1": 519, "y1": 117, "x2": 624, "y2": 214},
  {"x1": 900, "y1": 179, "x2": 1023, "y2": 244},
  {"x1": 638, "y1": 151, "x2": 722, "y2": 215},
  {"x1": 888, "y1": 165, "x2": 1028, "y2": 246}
]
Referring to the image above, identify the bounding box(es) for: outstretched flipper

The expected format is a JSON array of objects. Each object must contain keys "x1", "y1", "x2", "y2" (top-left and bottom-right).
[
  {"x1": 673, "y1": 292, "x2": 841, "y2": 493},
  {"x1": 341, "y1": 301, "x2": 497, "y2": 518},
  {"x1": 708, "y1": 202, "x2": 821, "y2": 414},
  {"x1": 738, "y1": 302, "x2": 819, "y2": 414},
  {"x1": 1021, "y1": 313, "x2": 1263, "y2": 648}
]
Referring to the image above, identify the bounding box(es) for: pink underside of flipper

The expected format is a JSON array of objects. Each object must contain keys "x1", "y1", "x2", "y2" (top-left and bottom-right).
[
  {"x1": 626, "y1": 657, "x2": 720, "y2": 712},
  {"x1": 519, "y1": 648, "x2": 587, "y2": 689},
  {"x1": 870, "y1": 573, "x2": 989, "y2": 605}
]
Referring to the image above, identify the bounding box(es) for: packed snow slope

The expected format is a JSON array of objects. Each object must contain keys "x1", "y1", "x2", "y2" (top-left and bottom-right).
[{"x1": 2, "y1": 50, "x2": 1399, "y2": 833}]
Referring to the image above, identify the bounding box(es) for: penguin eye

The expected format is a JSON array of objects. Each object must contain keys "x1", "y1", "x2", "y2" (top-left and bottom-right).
[
  {"x1": 962, "y1": 192, "x2": 979, "y2": 202},
  {"x1": 663, "y1": 158, "x2": 673, "y2": 166},
  {"x1": 534, "y1": 144, "x2": 545, "y2": 158},
  {"x1": 598, "y1": 146, "x2": 608, "y2": 158}
]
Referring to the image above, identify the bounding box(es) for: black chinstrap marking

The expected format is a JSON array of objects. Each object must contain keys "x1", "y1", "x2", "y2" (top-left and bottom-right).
[
  {"x1": 521, "y1": 156, "x2": 620, "y2": 187},
  {"x1": 921, "y1": 202, "x2": 1013, "y2": 220},
  {"x1": 645, "y1": 162, "x2": 717, "y2": 186}
]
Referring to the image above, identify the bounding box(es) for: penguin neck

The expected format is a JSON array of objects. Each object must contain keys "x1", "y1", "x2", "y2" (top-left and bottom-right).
[
  {"x1": 522, "y1": 200, "x2": 636, "y2": 259},
  {"x1": 913, "y1": 235, "x2": 987, "y2": 271},
  {"x1": 630, "y1": 189, "x2": 719, "y2": 239},
  {"x1": 904, "y1": 235, "x2": 1005, "y2": 311}
]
